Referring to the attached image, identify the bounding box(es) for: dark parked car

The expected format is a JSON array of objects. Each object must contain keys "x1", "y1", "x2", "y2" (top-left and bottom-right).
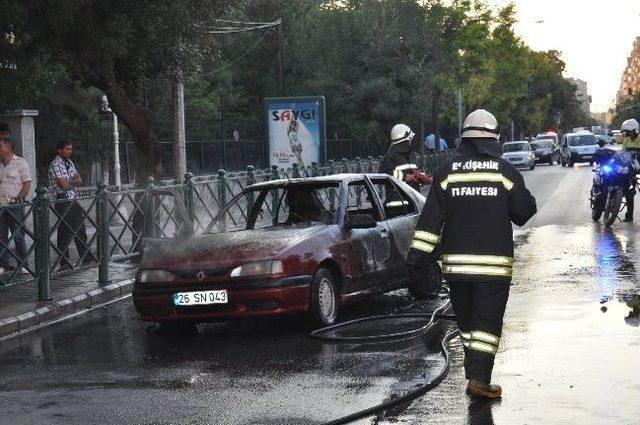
[
  {"x1": 133, "y1": 174, "x2": 429, "y2": 327},
  {"x1": 530, "y1": 139, "x2": 560, "y2": 165}
]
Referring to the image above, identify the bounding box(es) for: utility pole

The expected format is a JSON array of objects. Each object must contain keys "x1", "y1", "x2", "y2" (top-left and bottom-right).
[
  {"x1": 112, "y1": 112, "x2": 121, "y2": 190},
  {"x1": 456, "y1": 86, "x2": 463, "y2": 137},
  {"x1": 276, "y1": 19, "x2": 285, "y2": 96},
  {"x1": 432, "y1": 89, "x2": 440, "y2": 152},
  {"x1": 173, "y1": 82, "x2": 187, "y2": 182}
]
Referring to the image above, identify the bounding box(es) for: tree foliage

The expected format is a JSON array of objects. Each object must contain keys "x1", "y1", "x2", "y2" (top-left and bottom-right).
[
  {"x1": 2, "y1": 0, "x2": 588, "y2": 175},
  {"x1": 2, "y1": 0, "x2": 230, "y2": 181}
]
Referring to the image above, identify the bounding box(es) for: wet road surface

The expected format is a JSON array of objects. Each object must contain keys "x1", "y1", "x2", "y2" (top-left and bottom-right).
[{"x1": 1, "y1": 163, "x2": 639, "y2": 424}]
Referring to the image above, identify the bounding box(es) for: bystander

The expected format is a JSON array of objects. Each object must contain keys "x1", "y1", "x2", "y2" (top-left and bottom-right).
[
  {"x1": 425, "y1": 133, "x2": 448, "y2": 152},
  {"x1": 0, "y1": 138, "x2": 32, "y2": 275},
  {"x1": 48, "y1": 140, "x2": 96, "y2": 270}
]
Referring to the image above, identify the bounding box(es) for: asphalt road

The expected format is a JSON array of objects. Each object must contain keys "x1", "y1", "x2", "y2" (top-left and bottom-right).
[{"x1": 1, "y1": 162, "x2": 639, "y2": 425}]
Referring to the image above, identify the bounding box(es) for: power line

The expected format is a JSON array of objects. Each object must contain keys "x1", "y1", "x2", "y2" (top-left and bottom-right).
[
  {"x1": 214, "y1": 18, "x2": 277, "y2": 26},
  {"x1": 204, "y1": 28, "x2": 275, "y2": 76}
]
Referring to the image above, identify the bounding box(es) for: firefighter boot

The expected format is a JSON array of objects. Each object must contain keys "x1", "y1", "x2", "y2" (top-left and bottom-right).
[{"x1": 466, "y1": 379, "x2": 502, "y2": 399}]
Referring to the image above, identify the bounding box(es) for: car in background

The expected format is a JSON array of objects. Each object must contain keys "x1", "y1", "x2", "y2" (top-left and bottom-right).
[
  {"x1": 591, "y1": 126, "x2": 614, "y2": 145},
  {"x1": 133, "y1": 174, "x2": 431, "y2": 328},
  {"x1": 501, "y1": 141, "x2": 536, "y2": 170},
  {"x1": 532, "y1": 133, "x2": 561, "y2": 165},
  {"x1": 560, "y1": 132, "x2": 599, "y2": 166},
  {"x1": 612, "y1": 130, "x2": 622, "y2": 143}
]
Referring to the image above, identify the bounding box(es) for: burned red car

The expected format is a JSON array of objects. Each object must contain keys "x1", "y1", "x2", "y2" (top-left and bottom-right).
[{"x1": 133, "y1": 174, "x2": 428, "y2": 327}]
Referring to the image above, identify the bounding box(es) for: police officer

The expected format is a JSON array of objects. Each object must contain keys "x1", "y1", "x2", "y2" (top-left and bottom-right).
[
  {"x1": 380, "y1": 124, "x2": 430, "y2": 189},
  {"x1": 620, "y1": 118, "x2": 640, "y2": 222},
  {"x1": 407, "y1": 109, "x2": 537, "y2": 399}
]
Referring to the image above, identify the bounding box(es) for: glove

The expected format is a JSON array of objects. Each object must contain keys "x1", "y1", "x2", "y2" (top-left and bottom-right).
[
  {"x1": 414, "y1": 172, "x2": 433, "y2": 185},
  {"x1": 404, "y1": 173, "x2": 417, "y2": 185},
  {"x1": 408, "y1": 259, "x2": 443, "y2": 300}
]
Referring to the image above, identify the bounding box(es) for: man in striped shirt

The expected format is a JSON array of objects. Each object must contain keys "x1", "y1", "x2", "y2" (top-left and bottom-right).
[
  {"x1": 0, "y1": 137, "x2": 31, "y2": 275},
  {"x1": 48, "y1": 140, "x2": 95, "y2": 270}
]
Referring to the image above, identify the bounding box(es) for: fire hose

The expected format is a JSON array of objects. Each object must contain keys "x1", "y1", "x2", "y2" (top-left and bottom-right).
[{"x1": 310, "y1": 291, "x2": 458, "y2": 425}]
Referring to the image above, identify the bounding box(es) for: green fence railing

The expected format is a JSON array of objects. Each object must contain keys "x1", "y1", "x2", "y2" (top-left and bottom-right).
[{"x1": 0, "y1": 151, "x2": 454, "y2": 299}]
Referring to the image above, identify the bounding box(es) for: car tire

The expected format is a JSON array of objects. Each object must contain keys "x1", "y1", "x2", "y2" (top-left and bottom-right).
[{"x1": 308, "y1": 267, "x2": 339, "y2": 328}]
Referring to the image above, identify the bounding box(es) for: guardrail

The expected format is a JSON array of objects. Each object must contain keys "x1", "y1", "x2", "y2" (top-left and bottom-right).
[{"x1": 0, "y1": 152, "x2": 453, "y2": 299}]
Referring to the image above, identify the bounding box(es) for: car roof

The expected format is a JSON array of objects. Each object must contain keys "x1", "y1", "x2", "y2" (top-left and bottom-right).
[
  {"x1": 503, "y1": 141, "x2": 529, "y2": 145},
  {"x1": 565, "y1": 132, "x2": 596, "y2": 137},
  {"x1": 247, "y1": 173, "x2": 391, "y2": 189}
]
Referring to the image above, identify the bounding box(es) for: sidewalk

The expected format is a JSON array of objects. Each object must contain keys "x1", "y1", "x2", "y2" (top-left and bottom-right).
[{"x1": 0, "y1": 262, "x2": 137, "y2": 339}]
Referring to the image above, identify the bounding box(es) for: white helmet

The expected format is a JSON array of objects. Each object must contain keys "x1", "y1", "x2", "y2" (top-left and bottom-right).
[
  {"x1": 390, "y1": 124, "x2": 415, "y2": 145},
  {"x1": 461, "y1": 109, "x2": 500, "y2": 140},
  {"x1": 621, "y1": 118, "x2": 639, "y2": 136}
]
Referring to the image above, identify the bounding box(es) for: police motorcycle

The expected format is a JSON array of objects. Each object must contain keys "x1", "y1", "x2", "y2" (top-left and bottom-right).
[{"x1": 591, "y1": 150, "x2": 638, "y2": 226}]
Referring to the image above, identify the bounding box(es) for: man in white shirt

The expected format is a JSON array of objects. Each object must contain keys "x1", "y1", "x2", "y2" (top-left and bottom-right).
[{"x1": 0, "y1": 138, "x2": 32, "y2": 275}]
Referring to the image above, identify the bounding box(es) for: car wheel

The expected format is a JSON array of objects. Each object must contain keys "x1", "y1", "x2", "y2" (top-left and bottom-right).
[{"x1": 308, "y1": 267, "x2": 338, "y2": 328}]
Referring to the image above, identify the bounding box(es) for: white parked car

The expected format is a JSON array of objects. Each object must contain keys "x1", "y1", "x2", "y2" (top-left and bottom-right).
[{"x1": 501, "y1": 141, "x2": 536, "y2": 170}]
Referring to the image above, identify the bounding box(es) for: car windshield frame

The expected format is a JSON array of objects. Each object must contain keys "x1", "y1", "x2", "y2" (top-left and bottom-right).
[
  {"x1": 568, "y1": 135, "x2": 597, "y2": 146},
  {"x1": 503, "y1": 143, "x2": 530, "y2": 153},
  {"x1": 207, "y1": 181, "x2": 343, "y2": 233}
]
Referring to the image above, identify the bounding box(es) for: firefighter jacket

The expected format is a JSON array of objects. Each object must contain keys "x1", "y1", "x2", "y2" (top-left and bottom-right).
[
  {"x1": 407, "y1": 138, "x2": 537, "y2": 284},
  {"x1": 379, "y1": 141, "x2": 419, "y2": 182}
]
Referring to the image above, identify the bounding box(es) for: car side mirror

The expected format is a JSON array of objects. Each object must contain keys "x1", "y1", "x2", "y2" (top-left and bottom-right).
[{"x1": 345, "y1": 214, "x2": 377, "y2": 230}]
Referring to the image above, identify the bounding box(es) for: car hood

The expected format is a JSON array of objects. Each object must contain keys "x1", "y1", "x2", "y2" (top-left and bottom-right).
[
  {"x1": 141, "y1": 224, "x2": 327, "y2": 269},
  {"x1": 502, "y1": 151, "x2": 529, "y2": 157},
  {"x1": 570, "y1": 145, "x2": 597, "y2": 153}
]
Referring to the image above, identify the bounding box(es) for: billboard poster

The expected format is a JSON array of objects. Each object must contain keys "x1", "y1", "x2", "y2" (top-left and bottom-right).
[{"x1": 265, "y1": 96, "x2": 326, "y2": 168}]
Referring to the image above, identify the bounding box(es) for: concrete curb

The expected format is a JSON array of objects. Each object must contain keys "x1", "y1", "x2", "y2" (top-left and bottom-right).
[{"x1": 0, "y1": 278, "x2": 134, "y2": 340}]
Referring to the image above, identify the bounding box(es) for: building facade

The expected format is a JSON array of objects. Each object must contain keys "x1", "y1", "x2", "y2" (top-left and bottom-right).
[
  {"x1": 617, "y1": 36, "x2": 640, "y2": 102},
  {"x1": 566, "y1": 78, "x2": 591, "y2": 115}
]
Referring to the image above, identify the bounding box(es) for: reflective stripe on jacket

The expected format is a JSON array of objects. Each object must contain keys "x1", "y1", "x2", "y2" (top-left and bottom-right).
[{"x1": 407, "y1": 140, "x2": 537, "y2": 284}]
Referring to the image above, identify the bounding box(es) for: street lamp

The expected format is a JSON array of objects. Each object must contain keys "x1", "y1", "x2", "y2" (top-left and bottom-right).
[
  {"x1": 457, "y1": 49, "x2": 466, "y2": 138},
  {"x1": 99, "y1": 95, "x2": 122, "y2": 190}
]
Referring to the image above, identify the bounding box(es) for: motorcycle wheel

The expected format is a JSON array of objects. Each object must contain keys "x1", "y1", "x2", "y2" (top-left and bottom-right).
[
  {"x1": 591, "y1": 188, "x2": 604, "y2": 221},
  {"x1": 603, "y1": 189, "x2": 623, "y2": 227}
]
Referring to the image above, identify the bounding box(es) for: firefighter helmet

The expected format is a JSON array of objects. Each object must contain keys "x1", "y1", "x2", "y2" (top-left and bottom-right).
[
  {"x1": 621, "y1": 118, "x2": 639, "y2": 137},
  {"x1": 390, "y1": 124, "x2": 415, "y2": 145},
  {"x1": 461, "y1": 109, "x2": 500, "y2": 140}
]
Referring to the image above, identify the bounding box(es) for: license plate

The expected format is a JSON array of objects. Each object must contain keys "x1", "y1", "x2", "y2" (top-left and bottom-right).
[
  {"x1": 173, "y1": 290, "x2": 228, "y2": 306},
  {"x1": 509, "y1": 158, "x2": 522, "y2": 162}
]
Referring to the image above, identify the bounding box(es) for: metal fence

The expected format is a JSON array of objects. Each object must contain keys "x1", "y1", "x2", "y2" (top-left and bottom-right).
[
  {"x1": 34, "y1": 116, "x2": 397, "y2": 186},
  {"x1": 0, "y1": 152, "x2": 453, "y2": 298}
]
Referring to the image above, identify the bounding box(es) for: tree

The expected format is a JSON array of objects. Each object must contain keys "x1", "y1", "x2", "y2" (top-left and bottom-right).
[
  {"x1": 3, "y1": 0, "x2": 230, "y2": 182},
  {"x1": 612, "y1": 93, "x2": 640, "y2": 129}
]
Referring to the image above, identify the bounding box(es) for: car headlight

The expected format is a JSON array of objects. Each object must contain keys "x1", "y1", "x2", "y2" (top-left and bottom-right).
[
  {"x1": 138, "y1": 269, "x2": 176, "y2": 283},
  {"x1": 230, "y1": 260, "x2": 284, "y2": 277}
]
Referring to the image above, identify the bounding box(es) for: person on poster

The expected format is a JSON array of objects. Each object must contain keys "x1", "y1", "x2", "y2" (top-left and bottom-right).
[{"x1": 288, "y1": 119, "x2": 305, "y2": 167}]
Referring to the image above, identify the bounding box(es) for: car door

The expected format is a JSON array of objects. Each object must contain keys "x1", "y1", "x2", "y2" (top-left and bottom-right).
[
  {"x1": 341, "y1": 179, "x2": 389, "y2": 297},
  {"x1": 368, "y1": 176, "x2": 419, "y2": 289}
]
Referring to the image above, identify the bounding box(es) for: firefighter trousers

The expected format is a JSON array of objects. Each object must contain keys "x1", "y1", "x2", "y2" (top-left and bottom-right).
[{"x1": 448, "y1": 281, "x2": 510, "y2": 383}]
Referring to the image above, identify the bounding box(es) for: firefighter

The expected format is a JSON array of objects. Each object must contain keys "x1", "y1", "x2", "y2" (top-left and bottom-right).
[
  {"x1": 407, "y1": 109, "x2": 537, "y2": 399},
  {"x1": 620, "y1": 118, "x2": 640, "y2": 222},
  {"x1": 380, "y1": 124, "x2": 431, "y2": 190}
]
